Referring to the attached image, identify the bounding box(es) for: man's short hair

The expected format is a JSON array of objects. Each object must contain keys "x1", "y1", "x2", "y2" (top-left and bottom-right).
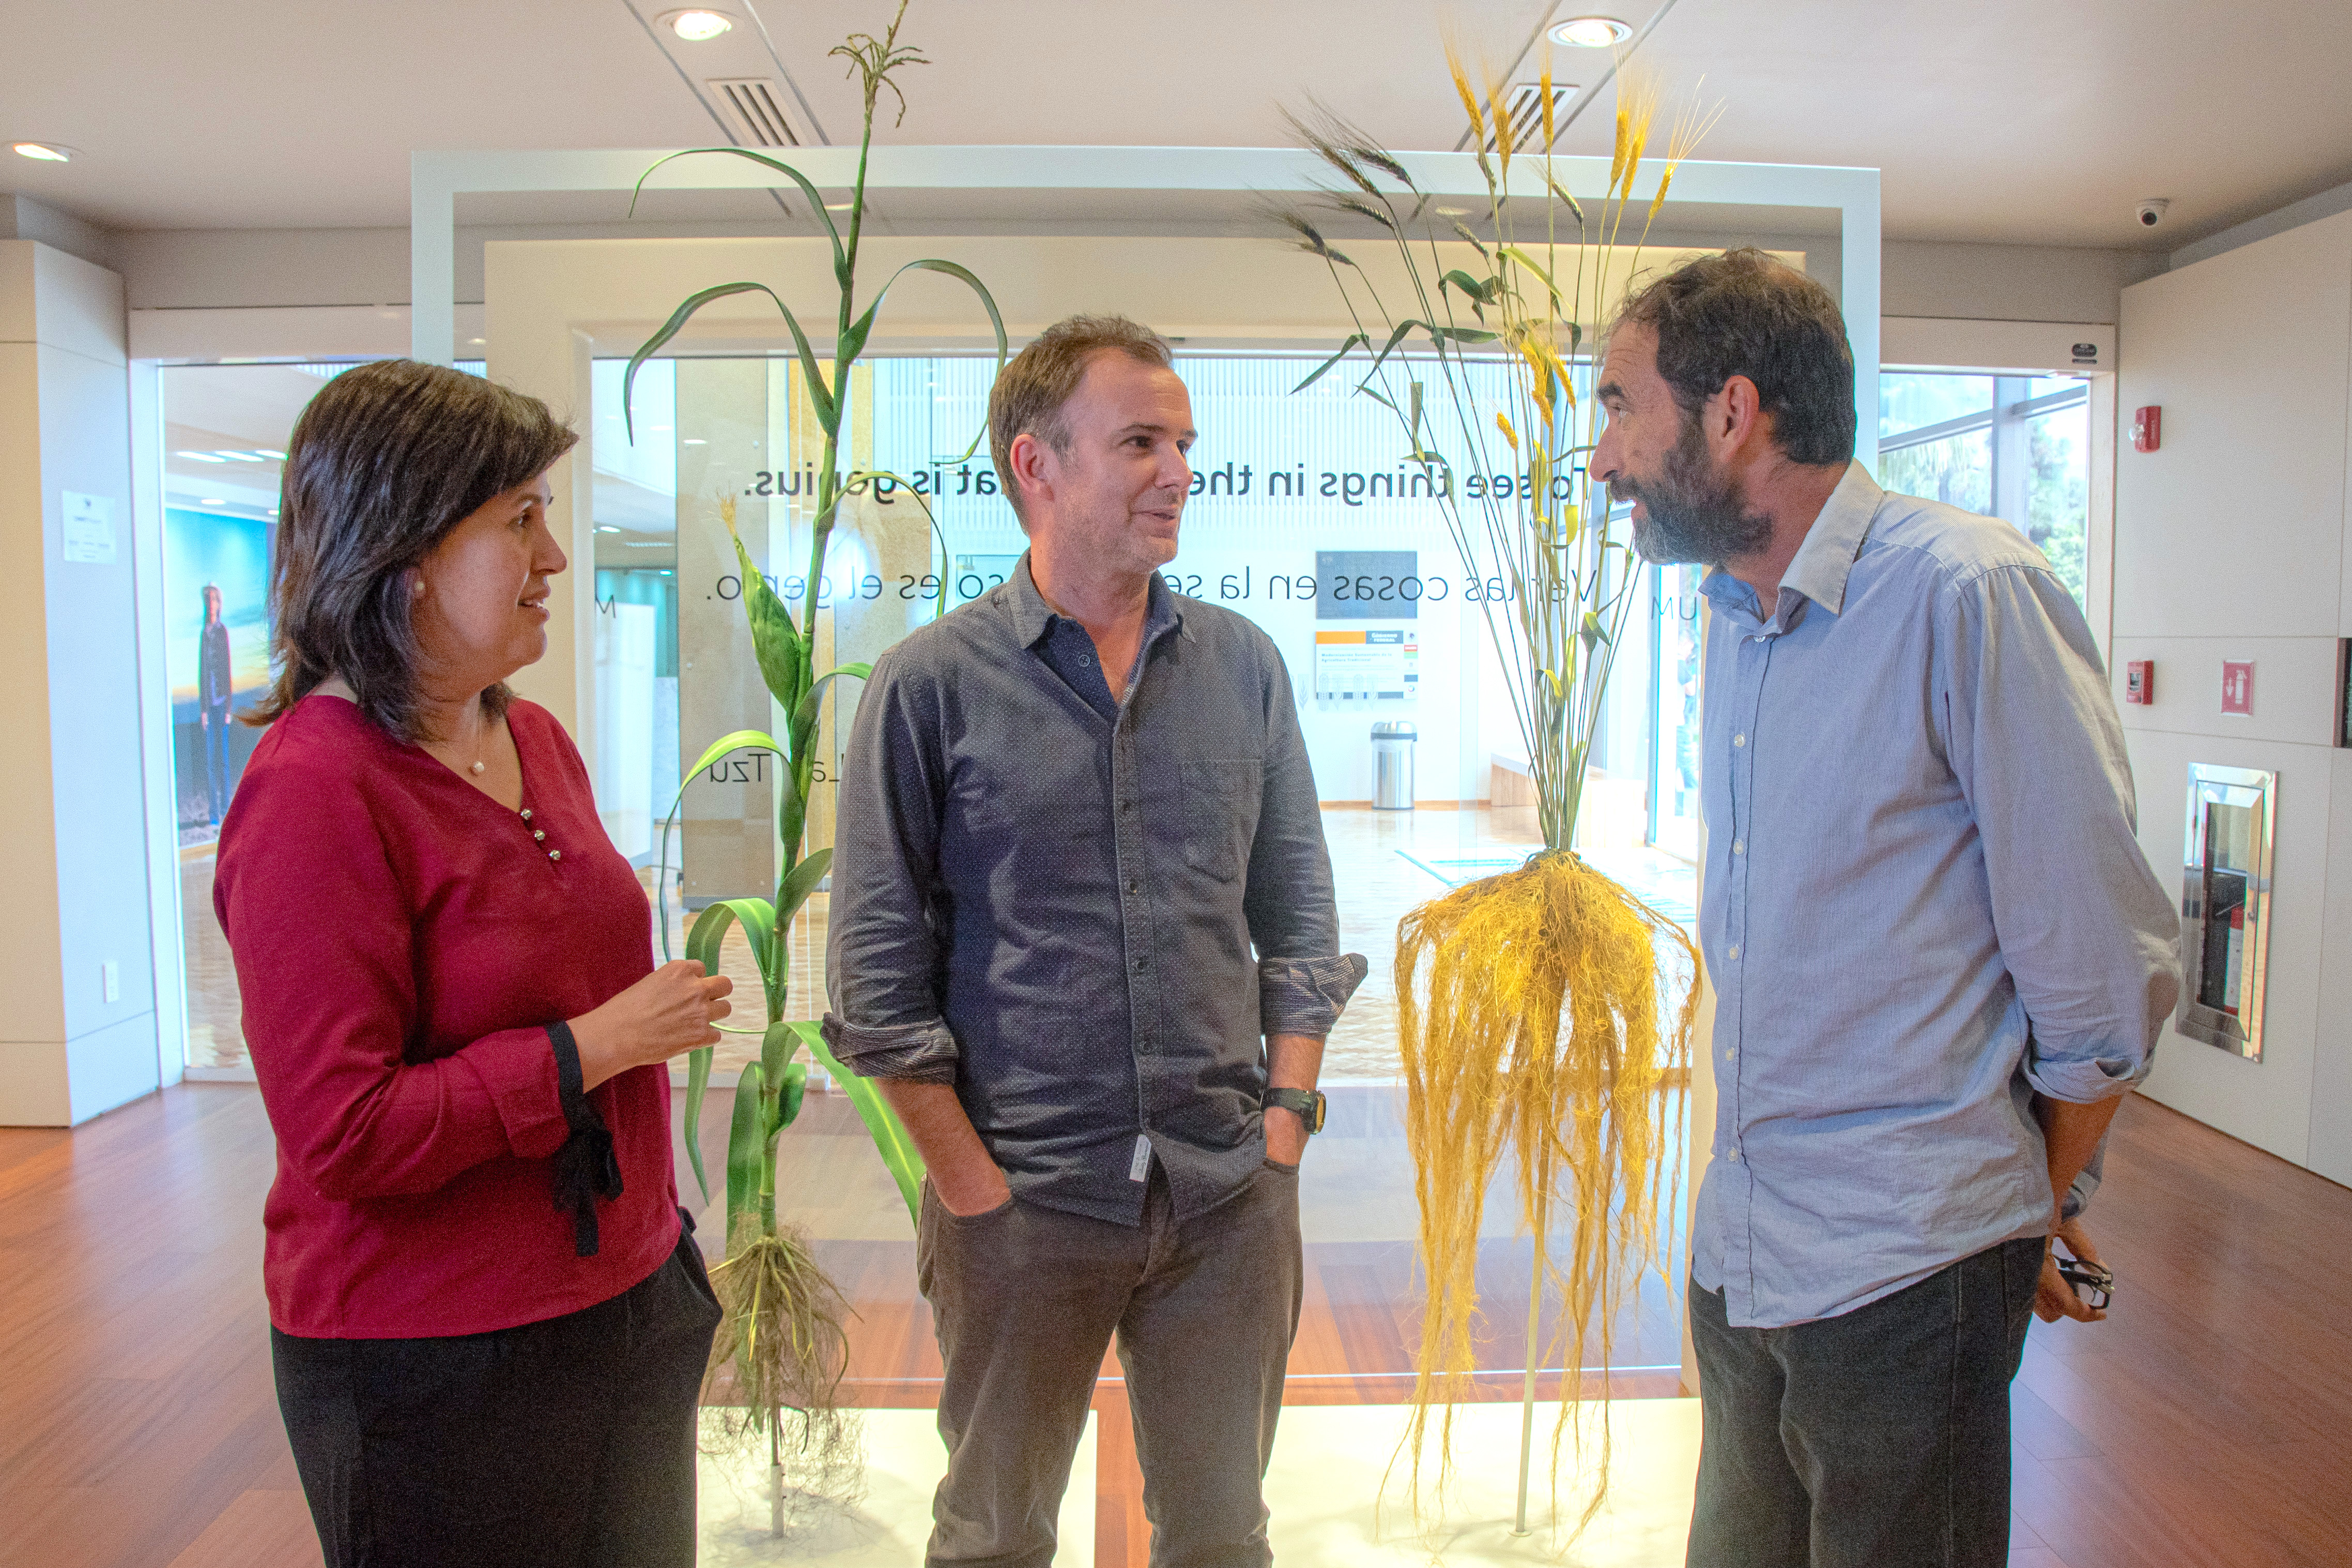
[
  {"x1": 1611, "y1": 249, "x2": 1856, "y2": 467},
  {"x1": 988, "y1": 314, "x2": 1174, "y2": 527}
]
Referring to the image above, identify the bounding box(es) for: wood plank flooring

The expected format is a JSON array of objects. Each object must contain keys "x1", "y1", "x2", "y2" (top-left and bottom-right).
[{"x1": 2, "y1": 1085, "x2": 2344, "y2": 1566}]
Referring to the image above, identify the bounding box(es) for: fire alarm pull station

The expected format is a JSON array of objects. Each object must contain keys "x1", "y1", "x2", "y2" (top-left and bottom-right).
[
  {"x1": 2124, "y1": 660, "x2": 2154, "y2": 704},
  {"x1": 2132, "y1": 406, "x2": 2161, "y2": 452}
]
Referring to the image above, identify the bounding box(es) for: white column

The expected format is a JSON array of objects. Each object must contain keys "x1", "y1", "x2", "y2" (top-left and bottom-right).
[{"x1": 0, "y1": 241, "x2": 162, "y2": 1124}]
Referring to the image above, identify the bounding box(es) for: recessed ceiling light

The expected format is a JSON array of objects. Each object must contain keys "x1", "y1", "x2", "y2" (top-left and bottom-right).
[
  {"x1": 1550, "y1": 16, "x2": 1632, "y2": 46},
  {"x1": 662, "y1": 8, "x2": 733, "y2": 40},
  {"x1": 256, "y1": 448, "x2": 287, "y2": 460},
  {"x1": 683, "y1": 438, "x2": 708, "y2": 445},
  {"x1": 177, "y1": 451, "x2": 228, "y2": 463},
  {"x1": 823, "y1": 202, "x2": 854, "y2": 211},
  {"x1": 12, "y1": 142, "x2": 74, "y2": 162},
  {"x1": 199, "y1": 498, "x2": 226, "y2": 506},
  {"x1": 596, "y1": 526, "x2": 621, "y2": 534}
]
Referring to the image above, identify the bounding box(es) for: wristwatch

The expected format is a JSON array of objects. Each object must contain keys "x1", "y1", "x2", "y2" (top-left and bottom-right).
[{"x1": 1262, "y1": 1087, "x2": 1327, "y2": 1135}]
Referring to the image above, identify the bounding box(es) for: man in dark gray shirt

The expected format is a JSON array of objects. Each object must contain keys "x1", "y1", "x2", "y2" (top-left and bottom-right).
[{"x1": 823, "y1": 314, "x2": 1364, "y2": 1568}]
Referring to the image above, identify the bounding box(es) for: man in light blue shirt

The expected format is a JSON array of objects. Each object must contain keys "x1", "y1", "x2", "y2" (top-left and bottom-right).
[{"x1": 1591, "y1": 250, "x2": 2179, "y2": 1568}]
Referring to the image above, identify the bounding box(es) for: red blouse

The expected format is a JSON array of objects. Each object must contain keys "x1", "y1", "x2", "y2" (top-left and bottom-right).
[{"x1": 215, "y1": 694, "x2": 678, "y2": 1339}]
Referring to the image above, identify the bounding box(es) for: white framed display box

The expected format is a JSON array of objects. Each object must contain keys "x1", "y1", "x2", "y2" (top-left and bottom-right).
[{"x1": 2179, "y1": 762, "x2": 2277, "y2": 1060}]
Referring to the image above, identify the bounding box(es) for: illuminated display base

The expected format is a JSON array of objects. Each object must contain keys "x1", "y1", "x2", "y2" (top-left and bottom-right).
[{"x1": 696, "y1": 1399, "x2": 1699, "y2": 1563}]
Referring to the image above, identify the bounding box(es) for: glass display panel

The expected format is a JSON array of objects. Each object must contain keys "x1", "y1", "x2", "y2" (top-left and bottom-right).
[
  {"x1": 2178, "y1": 764, "x2": 2274, "y2": 1060},
  {"x1": 638, "y1": 351, "x2": 1692, "y2": 1393},
  {"x1": 1649, "y1": 563, "x2": 1704, "y2": 862}
]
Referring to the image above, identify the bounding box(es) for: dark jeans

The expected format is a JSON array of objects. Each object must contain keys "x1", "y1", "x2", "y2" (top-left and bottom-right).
[
  {"x1": 272, "y1": 1218, "x2": 723, "y2": 1568},
  {"x1": 1686, "y1": 1237, "x2": 2044, "y2": 1568},
  {"x1": 917, "y1": 1160, "x2": 1304, "y2": 1568}
]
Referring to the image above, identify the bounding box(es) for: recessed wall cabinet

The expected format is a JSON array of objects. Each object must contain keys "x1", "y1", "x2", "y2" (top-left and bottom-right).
[{"x1": 2178, "y1": 764, "x2": 2276, "y2": 1060}]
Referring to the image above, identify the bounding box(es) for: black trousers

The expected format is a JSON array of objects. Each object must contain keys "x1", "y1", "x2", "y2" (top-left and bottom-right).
[
  {"x1": 272, "y1": 1219, "x2": 723, "y2": 1568},
  {"x1": 1686, "y1": 1237, "x2": 2044, "y2": 1568},
  {"x1": 917, "y1": 1161, "x2": 1304, "y2": 1568}
]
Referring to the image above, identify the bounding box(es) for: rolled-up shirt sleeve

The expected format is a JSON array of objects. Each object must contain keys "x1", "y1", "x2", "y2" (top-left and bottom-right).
[
  {"x1": 1938, "y1": 563, "x2": 2182, "y2": 1103},
  {"x1": 1241, "y1": 635, "x2": 1366, "y2": 1037},
  {"x1": 823, "y1": 648, "x2": 960, "y2": 1082}
]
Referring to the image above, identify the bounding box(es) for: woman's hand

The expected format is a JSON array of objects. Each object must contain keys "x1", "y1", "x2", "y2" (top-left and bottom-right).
[{"x1": 570, "y1": 961, "x2": 732, "y2": 1090}]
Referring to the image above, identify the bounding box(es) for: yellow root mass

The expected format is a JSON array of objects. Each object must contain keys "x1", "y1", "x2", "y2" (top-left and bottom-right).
[{"x1": 1394, "y1": 850, "x2": 1698, "y2": 1538}]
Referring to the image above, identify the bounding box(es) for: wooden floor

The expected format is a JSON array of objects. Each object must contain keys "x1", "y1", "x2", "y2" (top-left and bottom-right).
[{"x1": 1, "y1": 1085, "x2": 2344, "y2": 1566}]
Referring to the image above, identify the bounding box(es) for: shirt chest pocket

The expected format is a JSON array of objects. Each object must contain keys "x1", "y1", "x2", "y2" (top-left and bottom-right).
[{"x1": 1180, "y1": 759, "x2": 1262, "y2": 882}]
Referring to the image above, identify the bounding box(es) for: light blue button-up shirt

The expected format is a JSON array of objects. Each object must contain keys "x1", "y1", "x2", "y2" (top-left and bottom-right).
[{"x1": 1691, "y1": 464, "x2": 2179, "y2": 1328}]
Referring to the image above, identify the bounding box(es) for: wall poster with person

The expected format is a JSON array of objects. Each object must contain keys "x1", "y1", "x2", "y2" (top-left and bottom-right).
[{"x1": 165, "y1": 506, "x2": 274, "y2": 843}]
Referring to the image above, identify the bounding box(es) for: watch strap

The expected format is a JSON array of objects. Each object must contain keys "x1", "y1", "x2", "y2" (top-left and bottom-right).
[{"x1": 1263, "y1": 1087, "x2": 1326, "y2": 1135}]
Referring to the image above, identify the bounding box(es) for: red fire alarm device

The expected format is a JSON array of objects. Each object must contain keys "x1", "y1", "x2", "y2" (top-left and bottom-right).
[
  {"x1": 2124, "y1": 660, "x2": 2154, "y2": 704},
  {"x1": 2132, "y1": 406, "x2": 2162, "y2": 452},
  {"x1": 2221, "y1": 660, "x2": 2254, "y2": 716}
]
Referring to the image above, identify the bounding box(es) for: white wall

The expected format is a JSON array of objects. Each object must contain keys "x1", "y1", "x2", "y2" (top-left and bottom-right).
[
  {"x1": 2112, "y1": 206, "x2": 2352, "y2": 1184},
  {"x1": 0, "y1": 241, "x2": 162, "y2": 1125}
]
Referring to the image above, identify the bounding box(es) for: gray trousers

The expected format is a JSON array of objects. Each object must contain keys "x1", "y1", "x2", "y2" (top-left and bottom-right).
[{"x1": 915, "y1": 1160, "x2": 1304, "y2": 1568}]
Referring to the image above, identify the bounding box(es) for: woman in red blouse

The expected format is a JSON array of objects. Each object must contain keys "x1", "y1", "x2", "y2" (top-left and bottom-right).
[{"x1": 215, "y1": 360, "x2": 732, "y2": 1567}]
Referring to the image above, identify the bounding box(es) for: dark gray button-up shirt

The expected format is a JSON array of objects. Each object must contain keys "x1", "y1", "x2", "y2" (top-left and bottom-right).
[{"x1": 822, "y1": 556, "x2": 1365, "y2": 1226}]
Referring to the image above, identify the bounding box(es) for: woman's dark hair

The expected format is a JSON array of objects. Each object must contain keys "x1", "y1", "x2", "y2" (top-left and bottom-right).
[
  {"x1": 248, "y1": 359, "x2": 577, "y2": 742},
  {"x1": 1611, "y1": 248, "x2": 1856, "y2": 467}
]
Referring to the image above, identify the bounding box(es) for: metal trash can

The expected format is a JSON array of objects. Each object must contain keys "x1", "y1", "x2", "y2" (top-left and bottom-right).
[{"x1": 1372, "y1": 720, "x2": 1418, "y2": 810}]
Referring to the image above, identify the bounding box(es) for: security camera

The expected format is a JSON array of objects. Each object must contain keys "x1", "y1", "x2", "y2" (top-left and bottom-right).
[{"x1": 2136, "y1": 199, "x2": 2171, "y2": 228}]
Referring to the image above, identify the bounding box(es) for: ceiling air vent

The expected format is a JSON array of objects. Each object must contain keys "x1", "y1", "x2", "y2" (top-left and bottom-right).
[
  {"x1": 1487, "y1": 82, "x2": 1578, "y2": 152},
  {"x1": 708, "y1": 78, "x2": 801, "y2": 148}
]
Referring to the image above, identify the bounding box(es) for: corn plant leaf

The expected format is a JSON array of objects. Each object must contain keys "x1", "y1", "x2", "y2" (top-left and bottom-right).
[
  {"x1": 839, "y1": 259, "x2": 1010, "y2": 459},
  {"x1": 726, "y1": 1059, "x2": 767, "y2": 1234},
  {"x1": 1292, "y1": 334, "x2": 1370, "y2": 394},
  {"x1": 629, "y1": 147, "x2": 846, "y2": 290},
  {"x1": 776, "y1": 847, "x2": 833, "y2": 927},
  {"x1": 624, "y1": 281, "x2": 834, "y2": 441},
  {"x1": 726, "y1": 528, "x2": 809, "y2": 713},
  {"x1": 682, "y1": 1044, "x2": 716, "y2": 1203},
  {"x1": 687, "y1": 898, "x2": 777, "y2": 990},
  {"x1": 760, "y1": 1020, "x2": 803, "y2": 1129},
  {"x1": 656, "y1": 732, "x2": 787, "y2": 969},
  {"x1": 793, "y1": 663, "x2": 872, "y2": 737},
  {"x1": 791, "y1": 1021, "x2": 927, "y2": 1224},
  {"x1": 768, "y1": 1058, "x2": 808, "y2": 1138},
  {"x1": 679, "y1": 730, "x2": 787, "y2": 792}
]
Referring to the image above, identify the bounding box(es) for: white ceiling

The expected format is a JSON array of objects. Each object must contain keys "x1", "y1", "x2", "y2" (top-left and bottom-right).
[{"x1": 4, "y1": 0, "x2": 2349, "y2": 250}]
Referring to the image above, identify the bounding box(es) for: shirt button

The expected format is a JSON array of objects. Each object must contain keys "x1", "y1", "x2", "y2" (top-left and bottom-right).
[
  {"x1": 1079, "y1": 654, "x2": 1092, "y2": 666},
  {"x1": 1726, "y1": 1149, "x2": 1743, "y2": 1164},
  {"x1": 1728, "y1": 944, "x2": 1742, "y2": 960},
  {"x1": 1134, "y1": 957, "x2": 1147, "y2": 972},
  {"x1": 1732, "y1": 734, "x2": 1747, "y2": 748},
  {"x1": 1127, "y1": 879, "x2": 1140, "y2": 894},
  {"x1": 1725, "y1": 1048, "x2": 1738, "y2": 1062},
  {"x1": 1732, "y1": 839, "x2": 1745, "y2": 854}
]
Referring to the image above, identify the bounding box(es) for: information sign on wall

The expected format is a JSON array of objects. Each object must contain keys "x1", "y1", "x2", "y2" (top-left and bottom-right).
[{"x1": 1314, "y1": 628, "x2": 1418, "y2": 701}]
